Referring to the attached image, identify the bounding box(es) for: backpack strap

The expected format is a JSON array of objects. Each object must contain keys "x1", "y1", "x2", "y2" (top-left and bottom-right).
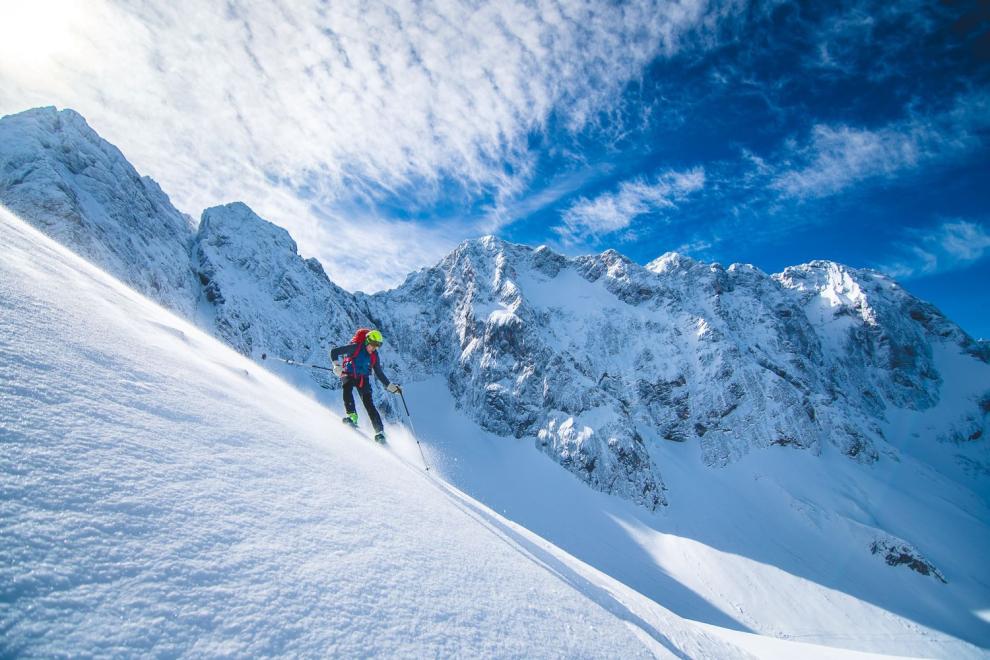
[
  {"x1": 341, "y1": 343, "x2": 363, "y2": 376},
  {"x1": 341, "y1": 341, "x2": 377, "y2": 388}
]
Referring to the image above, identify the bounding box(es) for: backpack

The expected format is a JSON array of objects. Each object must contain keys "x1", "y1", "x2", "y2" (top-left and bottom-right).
[{"x1": 341, "y1": 328, "x2": 378, "y2": 381}]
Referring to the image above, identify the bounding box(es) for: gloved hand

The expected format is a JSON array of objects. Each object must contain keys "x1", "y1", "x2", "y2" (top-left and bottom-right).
[
  {"x1": 386, "y1": 383, "x2": 401, "y2": 394},
  {"x1": 333, "y1": 363, "x2": 343, "y2": 377}
]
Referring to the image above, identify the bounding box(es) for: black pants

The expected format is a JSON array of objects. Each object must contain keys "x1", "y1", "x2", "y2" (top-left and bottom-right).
[{"x1": 342, "y1": 375, "x2": 383, "y2": 433}]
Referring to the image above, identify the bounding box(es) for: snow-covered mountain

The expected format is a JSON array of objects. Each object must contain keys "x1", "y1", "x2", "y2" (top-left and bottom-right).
[
  {"x1": 3, "y1": 104, "x2": 988, "y2": 500},
  {"x1": 5, "y1": 201, "x2": 990, "y2": 657},
  {"x1": 192, "y1": 201, "x2": 368, "y2": 363},
  {"x1": 0, "y1": 107, "x2": 199, "y2": 317},
  {"x1": 2, "y1": 207, "x2": 758, "y2": 658},
  {"x1": 3, "y1": 107, "x2": 985, "y2": 518},
  {"x1": 187, "y1": 197, "x2": 989, "y2": 519},
  {"x1": 3, "y1": 106, "x2": 990, "y2": 655},
  {"x1": 368, "y1": 236, "x2": 989, "y2": 511}
]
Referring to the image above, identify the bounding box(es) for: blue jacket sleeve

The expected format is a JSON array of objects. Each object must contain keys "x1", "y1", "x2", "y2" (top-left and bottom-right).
[{"x1": 373, "y1": 360, "x2": 390, "y2": 387}]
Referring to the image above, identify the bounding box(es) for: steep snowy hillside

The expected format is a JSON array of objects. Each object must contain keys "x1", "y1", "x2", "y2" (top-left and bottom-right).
[
  {"x1": 0, "y1": 207, "x2": 762, "y2": 658},
  {"x1": 3, "y1": 210, "x2": 988, "y2": 659},
  {"x1": 0, "y1": 107, "x2": 198, "y2": 316},
  {"x1": 403, "y1": 374, "x2": 990, "y2": 657}
]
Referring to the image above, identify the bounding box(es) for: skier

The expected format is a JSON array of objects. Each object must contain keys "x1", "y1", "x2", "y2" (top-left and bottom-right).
[{"x1": 331, "y1": 329, "x2": 400, "y2": 443}]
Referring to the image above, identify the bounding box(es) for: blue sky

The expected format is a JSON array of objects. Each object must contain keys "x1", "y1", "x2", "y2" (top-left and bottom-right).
[{"x1": 1, "y1": 0, "x2": 988, "y2": 337}]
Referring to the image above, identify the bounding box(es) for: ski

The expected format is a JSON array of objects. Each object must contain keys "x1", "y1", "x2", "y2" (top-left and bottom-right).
[{"x1": 341, "y1": 417, "x2": 387, "y2": 445}]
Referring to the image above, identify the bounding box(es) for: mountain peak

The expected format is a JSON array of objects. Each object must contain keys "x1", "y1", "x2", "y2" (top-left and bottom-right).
[
  {"x1": 774, "y1": 259, "x2": 888, "y2": 303},
  {"x1": 645, "y1": 251, "x2": 699, "y2": 274},
  {"x1": 1, "y1": 106, "x2": 110, "y2": 155},
  {"x1": 0, "y1": 105, "x2": 198, "y2": 316},
  {"x1": 441, "y1": 234, "x2": 537, "y2": 272},
  {"x1": 471, "y1": 234, "x2": 528, "y2": 252},
  {"x1": 199, "y1": 202, "x2": 301, "y2": 264}
]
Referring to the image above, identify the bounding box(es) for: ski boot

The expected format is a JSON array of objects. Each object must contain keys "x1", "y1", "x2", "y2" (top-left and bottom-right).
[
  {"x1": 342, "y1": 412, "x2": 358, "y2": 428},
  {"x1": 373, "y1": 432, "x2": 387, "y2": 444}
]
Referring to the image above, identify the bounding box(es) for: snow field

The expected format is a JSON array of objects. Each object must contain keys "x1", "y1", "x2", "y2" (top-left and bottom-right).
[
  {"x1": 0, "y1": 207, "x2": 745, "y2": 656},
  {"x1": 3, "y1": 205, "x2": 986, "y2": 658},
  {"x1": 399, "y1": 382, "x2": 990, "y2": 657}
]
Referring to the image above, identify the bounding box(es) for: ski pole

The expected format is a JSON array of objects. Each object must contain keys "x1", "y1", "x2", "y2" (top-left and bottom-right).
[
  {"x1": 396, "y1": 388, "x2": 430, "y2": 472},
  {"x1": 260, "y1": 353, "x2": 335, "y2": 372}
]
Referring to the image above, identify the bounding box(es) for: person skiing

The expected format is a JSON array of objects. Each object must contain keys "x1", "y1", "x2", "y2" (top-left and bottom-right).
[{"x1": 331, "y1": 329, "x2": 400, "y2": 443}]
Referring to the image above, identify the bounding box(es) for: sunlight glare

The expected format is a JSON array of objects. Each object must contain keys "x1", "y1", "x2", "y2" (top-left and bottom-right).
[{"x1": 0, "y1": 0, "x2": 86, "y2": 72}]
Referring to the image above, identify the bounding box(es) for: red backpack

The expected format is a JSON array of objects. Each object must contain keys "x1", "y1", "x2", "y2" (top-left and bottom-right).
[
  {"x1": 350, "y1": 328, "x2": 372, "y2": 345},
  {"x1": 341, "y1": 328, "x2": 377, "y2": 380}
]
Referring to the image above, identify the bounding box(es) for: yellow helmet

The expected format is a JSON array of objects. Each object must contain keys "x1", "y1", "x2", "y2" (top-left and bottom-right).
[{"x1": 366, "y1": 330, "x2": 383, "y2": 346}]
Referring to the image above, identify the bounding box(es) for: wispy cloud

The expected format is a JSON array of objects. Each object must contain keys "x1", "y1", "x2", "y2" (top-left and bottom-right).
[
  {"x1": 879, "y1": 219, "x2": 990, "y2": 280},
  {"x1": 672, "y1": 237, "x2": 715, "y2": 257},
  {"x1": 801, "y1": 1, "x2": 931, "y2": 80},
  {"x1": 556, "y1": 167, "x2": 705, "y2": 244},
  {"x1": 223, "y1": 184, "x2": 460, "y2": 293},
  {"x1": 0, "y1": 0, "x2": 725, "y2": 290},
  {"x1": 479, "y1": 162, "x2": 615, "y2": 233},
  {"x1": 770, "y1": 92, "x2": 989, "y2": 200}
]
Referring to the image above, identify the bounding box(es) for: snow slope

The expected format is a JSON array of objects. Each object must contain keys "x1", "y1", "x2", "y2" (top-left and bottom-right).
[
  {"x1": 0, "y1": 207, "x2": 761, "y2": 657},
  {"x1": 401, "y1": 377, "x2": 990, "y2": 658}
]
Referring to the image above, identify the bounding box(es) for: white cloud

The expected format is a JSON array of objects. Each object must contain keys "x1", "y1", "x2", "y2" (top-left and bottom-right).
[
  {"x1": 880, "y1": 219, "x2": 990, "y2": 280},
  {"x1": 221, "y1": 184, "x2": 460, "y2": 293},
  {"x1": 772, "y1": 124, "x2": 919, "y2": 198},
  {"x1": 0, "y1": 0, "x2": 722, "y2": 291},
  {"x1": 771, "y1": 92, "x2": 990, "y2": 200},
  {"x1": 673, "y1": 237, "x2": 715, "y2": 256},
  {"x1": 556, "y1": 167, "x2": 705, "y2": 244},
  {"x1": 478, "y1": 162, "x2": 614, "y2": 234}
]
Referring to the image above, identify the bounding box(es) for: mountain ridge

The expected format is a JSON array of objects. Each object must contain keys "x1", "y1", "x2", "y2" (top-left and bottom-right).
[
  {"x1": 0, "y1": 106, "x2": 199, "y2": 317},
  {"x1": 4, "y1": 105, "x2": 990, "y2": 654},
  {"x1": 5, "y1": 205, "x2": 755, "y2": 658},
  {"x1": 2, "y1": 106, "x2": 987, "y2": 511}
]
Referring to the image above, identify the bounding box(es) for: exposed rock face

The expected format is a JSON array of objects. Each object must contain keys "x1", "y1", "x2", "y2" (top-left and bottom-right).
[
  {"x1": 0, "y1": 107, "x2": 198, "y2": 316},
  {"x1": 871, "y1": 537, "x2": 947, "y2": 583},
  {"x1": 367, "y1": 238, "x2": 669, "y2": 507}
]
